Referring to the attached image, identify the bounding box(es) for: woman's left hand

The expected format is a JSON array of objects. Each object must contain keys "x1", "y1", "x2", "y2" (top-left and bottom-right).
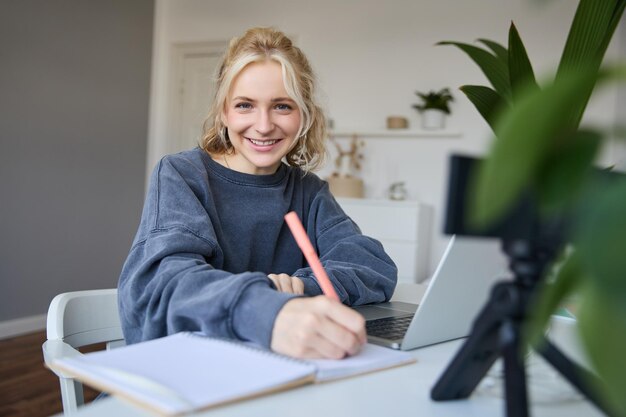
[{"x1": 268, "y1": 273, "x2": 305, "y2": 295}]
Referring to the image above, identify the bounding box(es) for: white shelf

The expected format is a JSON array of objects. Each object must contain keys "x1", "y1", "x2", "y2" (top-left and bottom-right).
[{"x1": 330, "y1": 129, "x2": 462, "y2": 139}]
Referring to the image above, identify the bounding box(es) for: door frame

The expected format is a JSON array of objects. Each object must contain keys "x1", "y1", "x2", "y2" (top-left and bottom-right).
[{"x1": 166, "y1": 41, "x2": 228, "y2": 155}]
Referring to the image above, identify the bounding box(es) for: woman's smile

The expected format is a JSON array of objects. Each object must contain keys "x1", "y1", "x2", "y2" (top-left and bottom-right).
[{"x1": 246, "y1": 137, "x2": 283, "y2": 148}]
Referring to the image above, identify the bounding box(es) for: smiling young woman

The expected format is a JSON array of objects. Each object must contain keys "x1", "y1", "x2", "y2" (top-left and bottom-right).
[
  {"x1": 219, "y1": 60, "x2": 301, "y2": 175},
  {"x1": 118, "y1": 27, "x2": 398, "y2": 360}
]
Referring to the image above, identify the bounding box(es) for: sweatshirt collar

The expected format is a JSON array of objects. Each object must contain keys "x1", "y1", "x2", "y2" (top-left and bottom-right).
[{"x1": 200, "y1": 149, "x2": 289, "y2": 187}]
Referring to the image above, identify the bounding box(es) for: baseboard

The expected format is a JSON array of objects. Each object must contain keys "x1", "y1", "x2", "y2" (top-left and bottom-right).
[{"x1": 0, "y1": 314, "x2": 47, "y2": 340}]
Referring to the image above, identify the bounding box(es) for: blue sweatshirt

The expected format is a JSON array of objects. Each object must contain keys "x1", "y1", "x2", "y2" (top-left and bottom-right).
[{"x1": 118, "y1": 147, "x2": 397, "y2": 348}]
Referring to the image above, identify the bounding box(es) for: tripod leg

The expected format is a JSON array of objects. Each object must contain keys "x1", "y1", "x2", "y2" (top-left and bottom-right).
[
  {"x1": 431, "y1": 281, "x2": 522, "y2": 401},
  {"x1": 431, "y1": 298, "x2": 502, "y2": 400},
  {"x1": 501, "y1": 320, "x2": 529, "y2": 417},
  {"x1": 537, "y1": 337, "x2": 616, "y2": 417}
]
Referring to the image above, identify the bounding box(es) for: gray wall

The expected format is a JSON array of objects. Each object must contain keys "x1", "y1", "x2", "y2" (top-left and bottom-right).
[{"x1": 0, "y1": 0, "x2": 154, "y2": 321}]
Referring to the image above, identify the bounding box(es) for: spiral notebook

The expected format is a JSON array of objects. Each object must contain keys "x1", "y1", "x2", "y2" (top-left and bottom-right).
[{"x1": 49, "y1": 332, "x2": 415, "y2": 416}]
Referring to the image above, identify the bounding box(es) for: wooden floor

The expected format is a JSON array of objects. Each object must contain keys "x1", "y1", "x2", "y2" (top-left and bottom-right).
[{"x1": 0, "y1": 331, "x2": 101, "y2": 417}]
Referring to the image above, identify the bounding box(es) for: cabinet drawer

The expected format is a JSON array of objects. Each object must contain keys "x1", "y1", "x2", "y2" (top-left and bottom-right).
[
  {"x1": 380, "y1": 241, "x2": 419, "y2": 283},
  {"x1": 337, "y1": 199, "x2": 421, "y2": 242},
  {"x1": 336, "y1": 198, "x2": 432, "y2": 282}
]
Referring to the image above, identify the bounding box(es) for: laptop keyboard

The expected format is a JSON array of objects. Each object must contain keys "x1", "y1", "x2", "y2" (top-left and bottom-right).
[{"x1": 366, "y1": 315, "x2": 414, "y2": 340}]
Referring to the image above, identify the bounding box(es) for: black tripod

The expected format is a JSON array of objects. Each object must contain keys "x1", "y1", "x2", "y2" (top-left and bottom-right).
[{"x1": 430, "y1": 239, "x2": 614, "y2": 417}]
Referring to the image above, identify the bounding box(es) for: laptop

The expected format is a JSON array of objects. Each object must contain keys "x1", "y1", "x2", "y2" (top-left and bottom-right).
[{"x1": 353, "y1": 235, "x2": 510, "y2": 350}]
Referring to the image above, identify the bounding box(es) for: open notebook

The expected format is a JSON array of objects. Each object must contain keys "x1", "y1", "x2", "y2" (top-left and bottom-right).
[{"x1": 49, "y1": 332, "x2": 415, "y2": 416}]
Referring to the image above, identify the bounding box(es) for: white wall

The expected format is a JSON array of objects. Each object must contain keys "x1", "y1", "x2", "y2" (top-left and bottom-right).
[{"x1": 148, "y1": 0, "x2": 624, "y2": 276}]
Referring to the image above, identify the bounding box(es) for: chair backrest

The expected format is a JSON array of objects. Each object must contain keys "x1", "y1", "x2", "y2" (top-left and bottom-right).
[
  {"x1": 46, "y1": 288, "x2": 124, "y2": 348},
  {"x1": 43, "y1": 289, "x2": 125, "y2": 414}
]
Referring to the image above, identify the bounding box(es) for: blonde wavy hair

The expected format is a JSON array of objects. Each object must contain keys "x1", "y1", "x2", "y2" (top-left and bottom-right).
[{"x1": 200, "y1": 27, "x2": 327, "y2": 172}]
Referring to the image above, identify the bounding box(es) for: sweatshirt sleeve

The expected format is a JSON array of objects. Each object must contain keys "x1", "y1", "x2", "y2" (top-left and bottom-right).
[
  {"x1": 118, "y1": 157, "x2": 296, "y2": 347},
  {"x1": 293, "y1": 184, "x2": 398, "y2": 305}
]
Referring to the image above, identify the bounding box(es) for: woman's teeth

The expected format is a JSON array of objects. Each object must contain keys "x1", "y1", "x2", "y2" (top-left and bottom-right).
[{"x1": 249, "y1": 138, "x2": 279, "y2": 146}]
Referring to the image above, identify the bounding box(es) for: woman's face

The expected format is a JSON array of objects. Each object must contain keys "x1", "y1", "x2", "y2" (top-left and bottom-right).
[{"x1": 222, "y1": 60, "x2": 301, "y2": 175}]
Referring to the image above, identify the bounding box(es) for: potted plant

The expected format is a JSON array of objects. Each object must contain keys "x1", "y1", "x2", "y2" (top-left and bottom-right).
[
  {"x1": 440, "y1": 0, "x2": 626, "y2": 414},
  {"x1": 412, "y1": 88, "x2": 454, "y2": 129}
]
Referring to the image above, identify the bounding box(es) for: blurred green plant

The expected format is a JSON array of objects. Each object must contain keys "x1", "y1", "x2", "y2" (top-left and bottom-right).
[
  {"x1": 439, "y1": 0, "x2": 626, "y2": 415},
  {"x1": 412, "y1": 88, "x2": 454, "y2": 114}
]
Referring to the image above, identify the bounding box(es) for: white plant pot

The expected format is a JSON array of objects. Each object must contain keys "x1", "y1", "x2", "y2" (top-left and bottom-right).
[{"x1": 421, "y1": 109, "x2": 446, "y2": 130}]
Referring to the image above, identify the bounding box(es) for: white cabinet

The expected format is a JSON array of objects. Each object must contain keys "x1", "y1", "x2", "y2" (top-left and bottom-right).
[{"x1": 336, "y1": 198, "x2": 432, "y2": 283}]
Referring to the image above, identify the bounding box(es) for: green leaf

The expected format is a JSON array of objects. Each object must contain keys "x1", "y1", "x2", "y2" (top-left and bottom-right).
[
  {"x1": 578, "y1": 285, "x2": 626, "y2": 416},
  {"x1": 477, "y1": 38, "x2": 508, "y2": 66},
  {"x1": 537, "y1": 129, "x2": 601, "y2": 212},
  {"x1": 598, "y1": 1, "x2": 626, "y2": 58},
  {"x1": 459, "y1": 85, "x2": 508, "y2": 133},
  {"x1": 414, "y1": 88, "x2": 454, "y2": 114},
  {"x1": 438, "y1": 41, "x2": 512, "y2": 101},
  {"x1": 508, "y1": 22, "x2": 539, "y2": 99},
  {"x1": 525, "y1": 250, "x2": 584, "y2": 347},
  {"x1": 556, "y1": 0, "x2": 626, "y2": 128},
  {"x1": 558, "y1": 0, "x2": 622, "y2": 76},
  {"x1": 470, "y1": 69, "x2": 597, "y2": 227},
  {"x1": 576, "y1": 177, "x2": 626, "y2": 299}
]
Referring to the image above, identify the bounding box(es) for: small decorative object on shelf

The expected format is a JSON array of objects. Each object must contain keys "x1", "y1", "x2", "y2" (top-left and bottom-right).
[
  {"x1": 412, "y1": 88, "x2": 454, "y2": 130},
  {"x1": 386, "y1": 116, "x2": 409, "y2": 129},
  {"x1": 327, "y1": 134, "x2": 365, "y2": 198},
  {"x1": 388, "y1": 181, "x2": 408, "y2": 201}
]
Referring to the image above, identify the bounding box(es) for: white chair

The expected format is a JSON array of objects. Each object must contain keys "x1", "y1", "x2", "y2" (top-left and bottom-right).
[{"x1": 42, "y1": 289, "x2": 125, "y2": 415}]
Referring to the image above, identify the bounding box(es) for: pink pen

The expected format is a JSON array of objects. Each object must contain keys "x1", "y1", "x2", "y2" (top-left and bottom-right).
[{"x1": 284, "y1": 211, "x2": 340, "y2": 301}]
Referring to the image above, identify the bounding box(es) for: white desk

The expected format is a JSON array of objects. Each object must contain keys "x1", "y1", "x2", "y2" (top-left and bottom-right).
[{"x1": 52, "y1": 284, "x2": 603, "y2": 417}]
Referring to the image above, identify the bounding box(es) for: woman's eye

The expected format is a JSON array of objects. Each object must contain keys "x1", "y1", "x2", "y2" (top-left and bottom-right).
[
  {"x1": 235, "y1": 102, "x2": 252, "y2": 110},
  {"x1": 275, "y1": 103, "x2": 293, "y2": 111}
]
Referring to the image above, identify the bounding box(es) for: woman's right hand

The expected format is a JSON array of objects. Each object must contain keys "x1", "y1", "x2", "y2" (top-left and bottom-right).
[{"x1": 270, "y1": 296, "x2": 366, "y2": 359}]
